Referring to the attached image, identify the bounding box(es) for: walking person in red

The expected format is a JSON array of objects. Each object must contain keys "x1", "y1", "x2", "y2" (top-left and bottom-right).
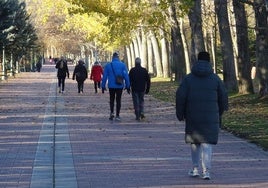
[{"x1": 90, "y1": 61, "x2": 103, "y2": 93}]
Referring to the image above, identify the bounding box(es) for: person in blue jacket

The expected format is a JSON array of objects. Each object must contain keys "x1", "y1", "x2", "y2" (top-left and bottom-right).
[
  {"x1": 176, "y1": 51, "x2": 228, "y2": 180},
  {"x1": 101, "y1": 52, "x2": 130, "y2": 121}
]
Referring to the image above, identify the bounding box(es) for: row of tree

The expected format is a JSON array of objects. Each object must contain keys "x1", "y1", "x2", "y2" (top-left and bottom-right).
[
  {"x1": 65, "y1": 0, "x2": 268, "y2": 95},
  {"x1": 2, "y1": 0, "x2": 268, "y2": 97},
  {"x1": 0, "y1": 0, "x2": 39, "y2": 75}
]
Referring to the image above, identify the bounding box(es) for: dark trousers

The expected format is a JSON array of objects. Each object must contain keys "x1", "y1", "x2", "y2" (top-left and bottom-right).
[
  {"x1": 94, "y1": 81, "x2": 101, "y2": 93},
  {"x1": 131, "y1": 91, "x2": 145, "y2": 118},
  {"x1": 109, "y1": 88, "x2": 123, "y2": 116},
  {"x1": 77, "y1": 80, "x2": 84, "y2": 93},
  {"x1": 58, "y1": 77, "x2": 66, "y2": 91}
]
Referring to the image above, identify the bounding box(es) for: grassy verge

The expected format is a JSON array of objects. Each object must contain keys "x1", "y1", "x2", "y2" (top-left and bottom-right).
[{"x1": 150, "y1": 77, "x2": 268, "y2": 151}]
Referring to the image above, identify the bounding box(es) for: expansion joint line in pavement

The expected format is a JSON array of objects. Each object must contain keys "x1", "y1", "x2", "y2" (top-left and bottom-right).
[{"x1": 30, "y1": 78, "x2": 77, "y2": 188}]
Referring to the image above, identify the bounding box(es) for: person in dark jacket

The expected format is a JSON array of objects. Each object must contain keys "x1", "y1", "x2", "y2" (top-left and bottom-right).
[
  {"x1": 101, "y1": 52, "x2": 130, "y2": 121},
  {"x1": 176, "y1": 51, "x2": 228, "y2": 180},
  {"x1": 55, "y1": 57, "x2": 69, "y2": 93},
  {"x1": 72, "y1": 60, "x2": 88, "y2": 93},
  {"x1": 129, "y1": 57, "x2": 151, "y2": 121}
]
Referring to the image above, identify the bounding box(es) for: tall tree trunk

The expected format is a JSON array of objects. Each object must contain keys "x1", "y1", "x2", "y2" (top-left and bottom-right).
[
  {"x1": 130, "y1": 42, "x2": 135, "y2": 68},
  {"x1": 141, "y1": 28, "x2": 148, "y2": 69},
  {"x1": 188, "y1": 0, "x2": 205, "y2": 64},
  {"x1": 168, "y1": 1, "x2": 186, "y2": 82},
  {"x1": 147, "y1": 35, "x2": 154, "y2": 75},
  {"x1": 179, "y1": 18, "x2": 191, "y2": 74},
  {"x1": 254, "y1": 0, "x2": 268, "y2": 97},
  {"x1": 150, "y1": 30, "x2": 163, "y2": 77},
  {"x1": 215, "y1": 0, "x2": 238, "y2": 92},
  {"x1": 233, "y1": 1, "x2": 254, "y2": 94},
  {"x1": 160, "y1": 29, "x2": 169, "y2": 78}
]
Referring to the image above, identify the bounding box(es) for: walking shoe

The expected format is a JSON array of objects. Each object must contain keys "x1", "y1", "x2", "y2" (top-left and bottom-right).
[
  {"x1": 115, "y1": 116, "x2": 121, "y2": 121},
  {"x1": 188, "y1": 168, "x2": 200, "y2": 177},
  {"x1": 58, "y1": 88, "x2": 61, "y2": 93},
  {"x1": 140, "y1": 114, "x2": 145, "y2": 120},
  {"x1": 109, "y1": 113, "x2": 114, "y2": 120},
  {"x1": 202, "y1": 171, "x2": 211, "y2": 180}
]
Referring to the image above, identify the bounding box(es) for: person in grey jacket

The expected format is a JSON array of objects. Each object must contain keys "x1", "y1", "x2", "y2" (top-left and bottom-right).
[{"x1": 176, "y1": 51, "x2": 228, "y2": 180}]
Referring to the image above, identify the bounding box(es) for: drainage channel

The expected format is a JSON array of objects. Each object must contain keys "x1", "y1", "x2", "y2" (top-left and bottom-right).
[{"x1": 30, "y1": 79, "x2": 77, "y2": 188}]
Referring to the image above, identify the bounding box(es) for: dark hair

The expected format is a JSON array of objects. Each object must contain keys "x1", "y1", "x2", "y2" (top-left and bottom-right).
[{"x1": 198, "y1": 51, "x2": 210, "y2": 61}]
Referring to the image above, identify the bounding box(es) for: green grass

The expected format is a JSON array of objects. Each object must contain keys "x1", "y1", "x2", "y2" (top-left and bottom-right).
[{"x1": 150, "y1": 77, "x2": 268, "y2": 151}]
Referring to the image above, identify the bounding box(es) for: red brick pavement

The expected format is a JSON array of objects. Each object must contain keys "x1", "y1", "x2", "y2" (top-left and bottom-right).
[{"x1": 0, "y1": 64, "x2": 268, "y2": 188}]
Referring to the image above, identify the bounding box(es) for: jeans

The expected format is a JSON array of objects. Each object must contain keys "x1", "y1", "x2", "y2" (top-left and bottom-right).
[
  {"x1": 191, "y1": 143, "x2": 212, "y2": 172},
  {"x1": 109, "y1": 88, "x2": 123, "y2": 116},
  {"x1": 131, "y1": 91, "x2": 145, "y2": 118}
]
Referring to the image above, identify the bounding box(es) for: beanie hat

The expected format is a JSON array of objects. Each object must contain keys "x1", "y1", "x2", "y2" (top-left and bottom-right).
[
  {"x1": 198, "y1": 51, "x2": 210, "y2": 62},
  {"x1": 112, "y1": 52, "x2": 119, "y2": 58},
  {"x1": 135, "y1": 57, "x2": 141, "y2": 64}
]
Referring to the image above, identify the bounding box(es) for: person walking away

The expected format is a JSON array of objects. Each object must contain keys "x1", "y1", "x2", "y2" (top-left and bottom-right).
[
  {"x1": 55, "y1": 57, "x2": 69, "y2": 93},
  {"x1": 176, "y1": 51, "x2": 228, "y2": 180},
  {"x1": 129, "y1": 57, "x2": 150, "y2": 121},
  {"x1": 36, "y1": 58, "x2": 42, "y2": 72},
  {"x1": 101, "y1": 52, "x2": 130, "y2": 121},
  {"x1": 90, "y1": 61, "x2": 103, "y2": 93},
  {"x1": 72, "y1": 60, "x2": 88, "y2": 93}
]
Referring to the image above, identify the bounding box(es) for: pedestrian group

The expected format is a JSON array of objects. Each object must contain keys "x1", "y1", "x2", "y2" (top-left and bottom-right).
[{"x1": 55, "y1": 51, "x2": 228, "y2": 181}]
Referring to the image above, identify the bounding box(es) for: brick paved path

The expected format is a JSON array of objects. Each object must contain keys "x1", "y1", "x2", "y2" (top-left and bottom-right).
[{"x1": 0, "y1": 64, "x2": 267, "y2": 188}]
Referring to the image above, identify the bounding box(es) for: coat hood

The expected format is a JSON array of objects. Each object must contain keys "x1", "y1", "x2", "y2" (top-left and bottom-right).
[{"x1": 191, "y1": 60, "x2": 213, "y2": 77}]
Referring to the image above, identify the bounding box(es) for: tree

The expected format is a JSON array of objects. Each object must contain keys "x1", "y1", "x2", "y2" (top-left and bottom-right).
[
  {"x1": 215, "y1": 0, "x2": 238, "y2": 92},
  {"x1": 233, "y1": 0, "x2": 254, "y2": 94},
  {"x1": 253, "y1": 0, "x2": 268, "y2": 97}
]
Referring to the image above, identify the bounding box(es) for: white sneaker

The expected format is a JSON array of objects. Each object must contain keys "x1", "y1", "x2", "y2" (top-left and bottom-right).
[
  {"x1": 115, "y1": 116, "x2": 121, "y2": 121},
  {"x1": 202, "y1": 171, "x2": 211, "y2": 180},
  {"x1": 188, "y1": 168, "x2": 199, "y2": 177}
]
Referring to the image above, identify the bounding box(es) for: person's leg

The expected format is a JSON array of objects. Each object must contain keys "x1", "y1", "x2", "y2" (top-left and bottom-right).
[
  {"x1": 77, "y1": 81, "x2": 82, "y2": 93},
  {"x1": 81, "y1": 81, "x2": 84, "y2": 93},
  {"x1": 94, "y1": 81, "x2": 98, "y2": 93},
  {"x1": 58, "y1": 78, "x2": 61, "y2": 93},
  {"x1": 201, "y1": 143, "x2": 212, "y2": 179},
  {"x1": 109, "y1": 88, "x2": 116, "y2": 119},
  {"x1": 115, "y1": 88, "x2": 123, "y2": 117},
  {"x1": 188, "y1": 143, "x2": 201, "y2": 177},
  {"x1": 97, "y1": 81, "x2": 101, "y2": 89},
  {"x1": 61, "y1": 77, "x2": 65, "y2": 92},
  {"x1": 139, "y1": 92, "x2": 145, "y2": 118},
  {"x1": 132, "y1": 92, "x2": 140, "y2": 120}
]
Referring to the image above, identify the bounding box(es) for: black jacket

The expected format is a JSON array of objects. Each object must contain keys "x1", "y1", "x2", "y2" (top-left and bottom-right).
[
  {"x1": 129, "y1": 64, "x2": 150, "y2": 93},
  {"x1": 73, "y1": 63, "x2": 88, "y2": 81},
  {"x1": 176, "y1": 60, "x2": 228, "y2": 144},
  {"x1": 56, "y1": 60, "x2": 69, "y2": 78}
]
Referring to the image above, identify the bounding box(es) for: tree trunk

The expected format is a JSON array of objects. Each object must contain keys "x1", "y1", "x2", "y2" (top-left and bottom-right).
[
  {"x1": 215, "y1": 0, "x2": 238, "y2": 92},
  {"x1": 150, "y1": 31, "x2": 163, "y2": 77},
  {"x1": 254, "y1": 0, "x2": 268, "y2": 97},
  {"x1": 233, "y1": 1, "x2": 254, "y2": 94},
  {"x1": 160, "y1": 29, "x2": 169, "y2": 78},
  {"x1": 168, "y1": 1, "x2": 186, "y2": 82},
  {"x1": 188, "y1": 0, "x2": 205, "y2": 64},
  {"x1": 141, "y1": 28, "x2": 148, "y2": 69},
  {"x1": 147, "y1": 35, "x2": 154, "y2": 75}
]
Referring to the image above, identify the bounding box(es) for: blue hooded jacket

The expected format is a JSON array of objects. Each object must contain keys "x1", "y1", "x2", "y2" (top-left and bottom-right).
[{"x1": 101, "y1": 57, "x2": 130, "y2": 89}]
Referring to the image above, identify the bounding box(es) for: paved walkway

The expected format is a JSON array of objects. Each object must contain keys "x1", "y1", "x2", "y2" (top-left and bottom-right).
[{"x1": 0, "y1": 64, "x2": 267, "y2": 188}]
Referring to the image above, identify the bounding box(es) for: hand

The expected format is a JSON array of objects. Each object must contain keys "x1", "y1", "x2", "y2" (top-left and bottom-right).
[{"x1": 102, "y1": 87, "x2": 106, "y2": 93}]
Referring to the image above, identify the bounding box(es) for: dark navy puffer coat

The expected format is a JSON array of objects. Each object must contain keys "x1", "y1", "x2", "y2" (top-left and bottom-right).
[{"x1": 176, "y1": 60, "x2": 228, "y2": 144}]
